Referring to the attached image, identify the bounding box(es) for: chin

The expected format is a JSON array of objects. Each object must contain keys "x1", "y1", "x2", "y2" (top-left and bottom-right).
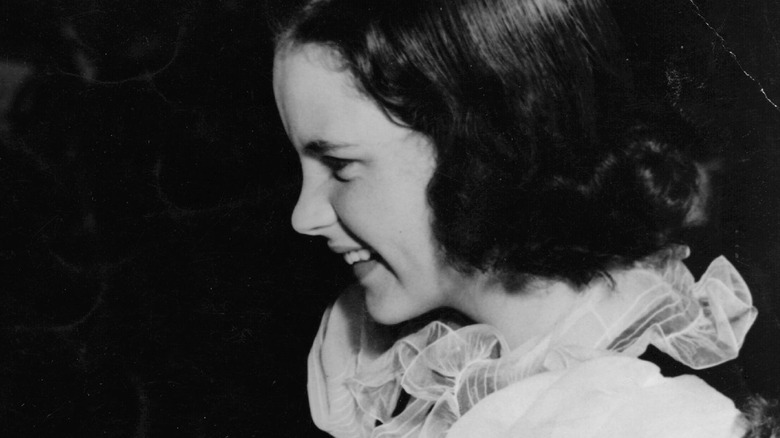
[
  {"x1": 365, "y1": 299, "x2": 406, "y2": 326},
  {"x1": 364, "y1": 287, "x2": 421, "y2": 326}
]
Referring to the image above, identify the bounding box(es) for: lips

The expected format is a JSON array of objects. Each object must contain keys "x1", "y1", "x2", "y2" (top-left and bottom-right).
[
  {"x1": 343, "y1": 248, "x2": 372, "y2": 265},
  {"x1": 343, "y1": 248, "x2": 379, "y2": 279},
  {"x1": 330, "y1": 245, "x2": 383, "y2": 281},
  {"x1": 352, "y1": 257, "x2": 380, "y2": 280}
]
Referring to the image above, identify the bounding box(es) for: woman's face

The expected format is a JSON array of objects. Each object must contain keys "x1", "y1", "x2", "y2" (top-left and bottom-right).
[{"x1": 273, "y1": 44, "x2": 469, "y2": 324}]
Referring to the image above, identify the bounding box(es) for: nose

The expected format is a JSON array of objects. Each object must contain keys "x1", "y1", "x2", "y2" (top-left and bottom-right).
[{"x1": 291, "y1": 177, "x2": 337, "y2": 236}]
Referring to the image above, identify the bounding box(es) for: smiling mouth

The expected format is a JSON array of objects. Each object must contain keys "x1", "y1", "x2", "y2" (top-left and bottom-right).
[{"x1": 343, "y1": 249, "x2": 373, "y2": 265}]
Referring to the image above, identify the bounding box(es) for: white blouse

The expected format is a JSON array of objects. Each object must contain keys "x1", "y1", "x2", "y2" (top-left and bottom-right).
[{"x1": 307, "y1": 255, "x2": 757, "y2": 438}]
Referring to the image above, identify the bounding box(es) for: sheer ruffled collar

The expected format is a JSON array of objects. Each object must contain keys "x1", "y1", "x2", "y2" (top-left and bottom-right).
[{"x1": 308, "y1": 255, "x2": 757, "y2": 438}]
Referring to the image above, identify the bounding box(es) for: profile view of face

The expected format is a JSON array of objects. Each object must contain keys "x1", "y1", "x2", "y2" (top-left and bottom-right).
[{"x1": 273, "y1": 44, "x2": 469, "y2": 324}]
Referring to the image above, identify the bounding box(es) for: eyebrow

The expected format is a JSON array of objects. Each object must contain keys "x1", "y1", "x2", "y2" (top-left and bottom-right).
[{"x1": 303, "y1": 140, "x2": 357, "y2": 156}]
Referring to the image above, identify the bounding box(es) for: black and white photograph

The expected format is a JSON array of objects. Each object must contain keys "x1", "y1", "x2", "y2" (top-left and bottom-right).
[{"x1": 1, "y1": 0, "x2": 779, "y2": 436}]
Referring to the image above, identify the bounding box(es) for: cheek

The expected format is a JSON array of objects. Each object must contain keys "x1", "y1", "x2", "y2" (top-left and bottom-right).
[
  {"x1": 333, "y1": 183, "x2": 424, "y2": 243},
  {"x1": 332, "y1": 184, "x2": 381, "y2": 230}
]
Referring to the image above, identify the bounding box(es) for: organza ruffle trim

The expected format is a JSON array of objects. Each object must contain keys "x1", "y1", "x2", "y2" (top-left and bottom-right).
[{"x1": 308, "y1": 256, "x2": 757, "y2": 438}]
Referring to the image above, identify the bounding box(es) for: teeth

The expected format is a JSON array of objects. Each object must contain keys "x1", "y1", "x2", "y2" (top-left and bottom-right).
[{"x1": 343, "y1": 249, "x2": 373, "y2": 265}]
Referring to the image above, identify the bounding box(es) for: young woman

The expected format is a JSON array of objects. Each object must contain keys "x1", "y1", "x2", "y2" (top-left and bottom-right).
[{"x1": 272, "y1": 0, "x2": 760, "y2": 436}]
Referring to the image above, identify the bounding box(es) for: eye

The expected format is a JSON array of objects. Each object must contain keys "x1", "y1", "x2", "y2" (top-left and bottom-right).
[{"x1": 321, "y1": 156, "x2": 355, "y2": 181}]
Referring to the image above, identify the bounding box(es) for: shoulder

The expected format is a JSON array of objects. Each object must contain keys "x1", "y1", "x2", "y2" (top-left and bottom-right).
[{"x1": 448, "y1": 356, "x2": 746, "y2": 438}]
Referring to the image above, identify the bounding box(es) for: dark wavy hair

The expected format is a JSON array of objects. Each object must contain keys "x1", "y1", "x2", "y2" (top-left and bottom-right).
[{"x1": 273, "y1": 0, "x2": 704, "y2": 287}]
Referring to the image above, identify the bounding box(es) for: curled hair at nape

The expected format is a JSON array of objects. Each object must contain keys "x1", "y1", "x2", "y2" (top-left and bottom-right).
[
  {"x1": 432, "y1": 124, "x2": 705, "y2": 289},
  {"x1": 275, "y1": 0, "x2": 707, "y2": 288},
  {"x1": 608, "y1": 127, "x2": 704, "y2": 229}
]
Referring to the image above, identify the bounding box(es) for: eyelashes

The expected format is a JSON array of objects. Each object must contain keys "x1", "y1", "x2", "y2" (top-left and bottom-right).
[{"x1": 320, "y1": 156, "x2": 355, "y2": 181}]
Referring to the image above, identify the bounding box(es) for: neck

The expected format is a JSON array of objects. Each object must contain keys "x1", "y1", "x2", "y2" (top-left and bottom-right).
[{"x1": 450, "y1": 275, "x2": 581, "y2": 349}]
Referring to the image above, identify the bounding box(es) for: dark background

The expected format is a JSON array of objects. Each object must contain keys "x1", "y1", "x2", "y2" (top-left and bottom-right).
[{"x1": 1, "y1": 0, "x2": 779, "y2": 436}]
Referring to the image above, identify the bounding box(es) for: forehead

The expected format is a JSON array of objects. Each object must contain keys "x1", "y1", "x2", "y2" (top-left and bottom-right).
[
  {"x1": 272, "y1": 43, "x2": 348, "y2": 104},
  {"x1": 273, "y1": 45, "x2": 369, "y2": 142},
  {"x1": 272, "y1": 43, "x2": 435, "y2": 167}
]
